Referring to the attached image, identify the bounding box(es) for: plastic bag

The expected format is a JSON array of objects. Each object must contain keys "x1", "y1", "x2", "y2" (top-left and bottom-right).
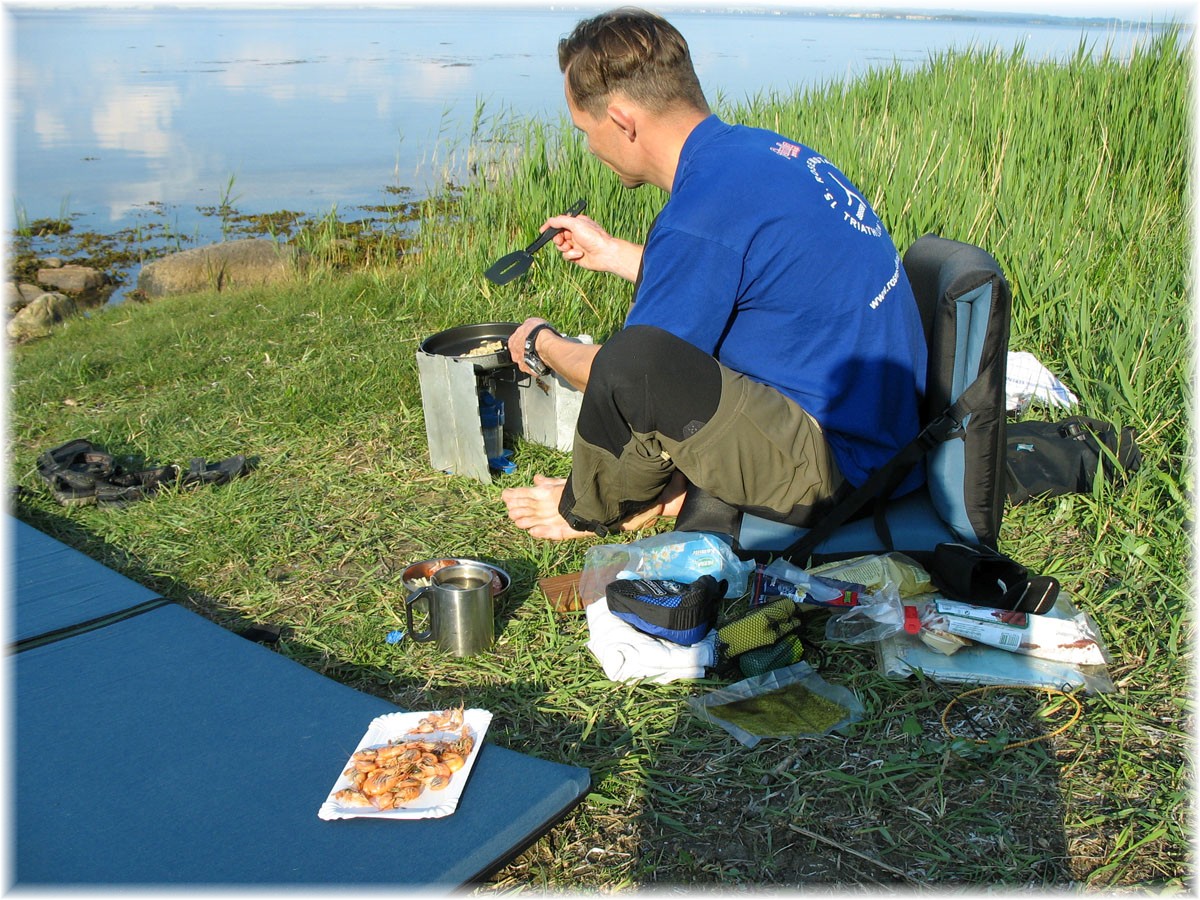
[
  {"x1": 809, "y1": 552, "x2": 934, "y2": 599},
  {"x1": 876, "y1": 592, "x2": 1116, "y2": 694},
  {"x1": 917, "y1": 596, "x2": 1110, "y2": 666},
  {"x1": 751, "y1": 558, "x2": 859, "y2": 608},
  {"x1": 824, "y1": 582, "x2": 909, "y2": 644},
  {"x1": 578, "y1": 531, "x2": 753, "y2": 606},
  {"x1": 688, "y1": 661, "x2": 863, "y2": 748}
]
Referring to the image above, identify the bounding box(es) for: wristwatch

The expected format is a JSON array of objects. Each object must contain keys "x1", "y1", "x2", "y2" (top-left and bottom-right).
[{"x1": 523, "y1": 323, "x2": 559, "y2": 375}]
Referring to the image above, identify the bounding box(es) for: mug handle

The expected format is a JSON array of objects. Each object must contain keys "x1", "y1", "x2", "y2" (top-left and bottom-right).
[{"x1": 405, "y1": 586, "x2": 435, "y2": 643}]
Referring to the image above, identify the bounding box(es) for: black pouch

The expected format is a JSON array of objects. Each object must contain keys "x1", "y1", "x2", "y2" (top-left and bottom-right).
[
  {"x1": 605, "y1": 575, "x2": 724, "y2": 646},
  {"x1": 1006, "y1": 416, "x2": 1142, "y2": 505},
  {"x1": 930, "y1": 542, "x2": 1059, "y2": 614}
]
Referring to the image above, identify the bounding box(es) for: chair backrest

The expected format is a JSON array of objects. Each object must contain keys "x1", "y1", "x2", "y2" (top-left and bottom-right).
[
  {"x1": 903, "y1": 233, "x2": 1011, "y2": 548},
  {"x1": 710, "y1": 234, "x2": 1012, "y2": 562}
]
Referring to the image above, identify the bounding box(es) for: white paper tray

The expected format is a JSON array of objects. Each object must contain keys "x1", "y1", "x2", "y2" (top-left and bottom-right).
[{"x1": 318, "y1": 708, "x2": 492, "y2": 821}]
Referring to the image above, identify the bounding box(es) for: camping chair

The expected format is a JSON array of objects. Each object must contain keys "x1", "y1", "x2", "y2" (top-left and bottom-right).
[{"x1": 676, "y1": 233, "x2": 1012, "y2": 566}]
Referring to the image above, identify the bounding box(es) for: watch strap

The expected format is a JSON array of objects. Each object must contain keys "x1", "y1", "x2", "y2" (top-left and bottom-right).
[{"x1": 524, "y1": 323, "x2": 559, "y2": 374}]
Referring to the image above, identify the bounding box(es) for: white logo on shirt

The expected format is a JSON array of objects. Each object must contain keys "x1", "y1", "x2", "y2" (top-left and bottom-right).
[
  {"x1": 806, "y1": 155, "x2": 883, "y2": 238},
  {"x1": 869, "y1": 253, "x2": 901, "y2": 310}
]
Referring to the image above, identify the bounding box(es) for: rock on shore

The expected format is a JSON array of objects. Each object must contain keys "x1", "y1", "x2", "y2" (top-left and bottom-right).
[
  {"x1": 8, "y1": 238, "x2": 300, "y2": 342},
  {"x1": 136, "y1": 238, "x2": 299, "y2": 299},
  {"x1": 8, "y1": 292, "x2": 80, "y2": 342},
  {"x1": 7, "y1": 256, "x2": 112, "y2": 341}
]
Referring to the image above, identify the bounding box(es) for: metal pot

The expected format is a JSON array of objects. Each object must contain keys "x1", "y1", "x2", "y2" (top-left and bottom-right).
[{"x1": 419, "y1": 322, "x2": 518, "y2": 372}]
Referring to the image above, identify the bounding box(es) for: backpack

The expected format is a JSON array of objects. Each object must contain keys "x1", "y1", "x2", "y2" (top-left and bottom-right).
[
  {"x1": 1005, "y1": 415, "x2": 1142, "y2": 505},
  {"x1": 776, "y1": 234, "x2": 1012, "y2": 564}
]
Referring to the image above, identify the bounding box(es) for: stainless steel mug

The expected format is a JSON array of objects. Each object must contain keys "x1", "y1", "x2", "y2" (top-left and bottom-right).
[{"x1": 405, "y1": 563, "x2": 495, "y2": 656}]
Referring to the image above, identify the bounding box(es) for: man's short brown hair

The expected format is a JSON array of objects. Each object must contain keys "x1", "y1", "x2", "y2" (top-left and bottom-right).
[{"x1": 558, "y1": 7, "x2": 709, "y2": 117}]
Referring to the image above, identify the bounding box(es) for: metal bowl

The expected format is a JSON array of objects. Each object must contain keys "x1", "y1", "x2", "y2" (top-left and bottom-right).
[{"x1": 401, "y1": 557, "x2": 511, "y2": 597}]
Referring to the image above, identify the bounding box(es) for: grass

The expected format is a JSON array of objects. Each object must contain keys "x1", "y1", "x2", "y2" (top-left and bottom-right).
[{"x1": 7, "y1": 30, "x2": 1192, "y2": 888}]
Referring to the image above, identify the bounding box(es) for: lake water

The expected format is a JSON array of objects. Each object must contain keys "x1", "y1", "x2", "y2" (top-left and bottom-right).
[{"x1": 8, "y1": 5, "x2": 1186, "y2": 250}]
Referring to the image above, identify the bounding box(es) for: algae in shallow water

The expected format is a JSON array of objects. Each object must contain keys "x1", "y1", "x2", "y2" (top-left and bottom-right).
[{"x1": 707, "y1": 681, "x2": 849, "y2": 735}]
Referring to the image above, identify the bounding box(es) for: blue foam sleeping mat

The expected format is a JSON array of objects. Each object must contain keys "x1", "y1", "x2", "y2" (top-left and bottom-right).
[{"x1": 12, "y1": 518, "x2": 591, "y2": 887}]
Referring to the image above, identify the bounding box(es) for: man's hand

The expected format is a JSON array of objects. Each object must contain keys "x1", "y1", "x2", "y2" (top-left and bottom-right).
[
  {"x1": 508, "y1": 317, "x2": 552, "y2": 378},
  {"x1": 542, "y1": 213, "x2": 644, "y2": 282},
  {"x1": 507, "y1": 317, "x2": 601, "y2": 393}
]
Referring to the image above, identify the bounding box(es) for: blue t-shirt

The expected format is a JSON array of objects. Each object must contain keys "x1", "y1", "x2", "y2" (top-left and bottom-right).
[{"x1": 625, "y1": 115, "x2": 926, "y2": 493}]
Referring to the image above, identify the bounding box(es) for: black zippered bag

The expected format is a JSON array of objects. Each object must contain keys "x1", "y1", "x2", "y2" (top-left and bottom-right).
[
  {"x1": 929, "y1": 541, "x2": 1059, "y2": 613},
  {"x1": 1005, "y1": 416, "x2": 1142, "y2": 505}
]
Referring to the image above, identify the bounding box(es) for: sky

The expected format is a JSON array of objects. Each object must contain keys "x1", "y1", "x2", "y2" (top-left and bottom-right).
[{"x1": 0, "y1": 0, "x2": 1193, "y2": 21}]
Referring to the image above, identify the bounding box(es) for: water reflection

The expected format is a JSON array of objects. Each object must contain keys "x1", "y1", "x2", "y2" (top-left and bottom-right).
[
  {"x1": 92, "y1": 84, "x2": 181, "y2": 158},
  {"x1": 10, "y1": 6, "x2": 1186, "y2": 242}
]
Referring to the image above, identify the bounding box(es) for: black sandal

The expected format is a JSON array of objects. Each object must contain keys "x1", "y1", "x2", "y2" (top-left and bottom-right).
[
  {"x1": 95, "y1": 465, "x2": 181, "y2": 508},
  {"x1": 35, "y1": 441, "x2": 252, "y2": 508},
  {"x1": 36, "y1": 439, "x2": 116, "y2": 506},
  {"x1": 43, "y1": 471, "x2": 101, "y2": 507},
  {"x1": 180, "y1": 454, "x2": 250, "y2": 488}
]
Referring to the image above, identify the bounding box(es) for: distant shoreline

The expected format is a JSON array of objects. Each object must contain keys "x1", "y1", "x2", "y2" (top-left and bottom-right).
[
  {"x1": 667, "y1": 7, "x2": 1186, "y2": 27},
  {"x1": 11, "y1": 4, "x2": 1190, "y2": 28}
]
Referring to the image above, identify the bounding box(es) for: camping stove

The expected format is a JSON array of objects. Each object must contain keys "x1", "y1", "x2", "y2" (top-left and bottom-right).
[{"x1": 415, "y1": 323, "x2": 584, "y2": 483}]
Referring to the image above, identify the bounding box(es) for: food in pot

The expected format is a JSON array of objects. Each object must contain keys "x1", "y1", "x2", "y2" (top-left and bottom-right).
[
  {"x1": 462, "y1": 338, "x2": 506, "y2": 358},
  {"x1": 404, "y1": 558, "x2": 506, "y2": 595}
]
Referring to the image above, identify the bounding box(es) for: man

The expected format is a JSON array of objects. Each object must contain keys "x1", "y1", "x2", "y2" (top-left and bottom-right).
[{"x1": 502, "y1": 7, "x2": 926, "y2": 541}]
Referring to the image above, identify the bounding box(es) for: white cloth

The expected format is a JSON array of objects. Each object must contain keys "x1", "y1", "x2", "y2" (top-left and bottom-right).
[
  {"x1": 1006, "y1": 351, "x2": 1079, "y2": 412},
  {"x1": 585, "y1": 598, "x2": 717, "y2": 685}
]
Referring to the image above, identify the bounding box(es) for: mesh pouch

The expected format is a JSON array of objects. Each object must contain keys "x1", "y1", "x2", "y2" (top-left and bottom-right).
[
  {"x1": 605, "y1": 575, "x2": 724, "y2": 646},
  {"x1": 717, "y1": 597, "x2": 807, "y2": 658},
  {"x1": 737, "y1": 632, "x2": 805, "y2": 678}
]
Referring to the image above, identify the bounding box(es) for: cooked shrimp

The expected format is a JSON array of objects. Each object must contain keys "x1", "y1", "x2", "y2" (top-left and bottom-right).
[
  {"x1": 449, "y1": 725, "x2": 475, "y2": 756},
  {"x1": 334, "y1": 788, "x2": 372, "y2": 806},
  {"x1": 362, "y1": 767, "x2": 405, "y2": 797},
  {"x1": 394, "y1": 779, "x2": 424, "y2": 802}
]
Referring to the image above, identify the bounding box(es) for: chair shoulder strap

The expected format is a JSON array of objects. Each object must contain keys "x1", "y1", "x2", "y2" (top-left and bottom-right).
[{"x1": 780, "y1": 377, "x2": 991, "y2": 565}]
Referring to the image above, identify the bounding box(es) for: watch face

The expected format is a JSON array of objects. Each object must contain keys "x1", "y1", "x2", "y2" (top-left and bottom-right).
[
  {"x1": 524, "y1": 326, "x2": 552, "y2": 375},
  {"x1": 523, "y1": 351, "x2": 549, "y2": 376}
]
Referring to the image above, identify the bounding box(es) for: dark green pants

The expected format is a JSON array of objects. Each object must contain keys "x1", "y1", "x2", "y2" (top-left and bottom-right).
[{"x1": 559, "y1": 326, "x2": 846, "y2": 536}]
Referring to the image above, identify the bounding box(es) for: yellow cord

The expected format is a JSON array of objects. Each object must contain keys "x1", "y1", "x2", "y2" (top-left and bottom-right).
[{"x1": 940, "y1": 685, "x2": 1082, "y2": 752}]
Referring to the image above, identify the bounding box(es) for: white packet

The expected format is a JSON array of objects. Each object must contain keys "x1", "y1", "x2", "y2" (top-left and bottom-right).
[{"x1": 918, "y1": 596, "x2": 1109, "y2": 666}]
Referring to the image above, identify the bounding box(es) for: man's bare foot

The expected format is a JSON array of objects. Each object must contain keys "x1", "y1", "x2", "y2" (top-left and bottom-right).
[
  {"x1": 501, "y1": 471, "x2": 687, "y2": 541},
  {"x1": 501, "y1": 475, "x2": 594, "y2": 540}
]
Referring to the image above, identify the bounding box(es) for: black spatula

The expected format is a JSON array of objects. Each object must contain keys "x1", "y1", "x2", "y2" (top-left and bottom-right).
[{"x1": 484, "y1": 198, "x2": 587, "y2": 285}]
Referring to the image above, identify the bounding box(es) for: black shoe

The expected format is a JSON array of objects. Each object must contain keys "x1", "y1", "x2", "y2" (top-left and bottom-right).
[
  {"x1": 95, "y1": 465, "x2": 181, "y2": 508},
  {"x1": 36, "y1": 439, "x2": 116, "y2": 506},
  {"x1": 180, "y1": 454, "x2": 250, "y2": 488}
]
